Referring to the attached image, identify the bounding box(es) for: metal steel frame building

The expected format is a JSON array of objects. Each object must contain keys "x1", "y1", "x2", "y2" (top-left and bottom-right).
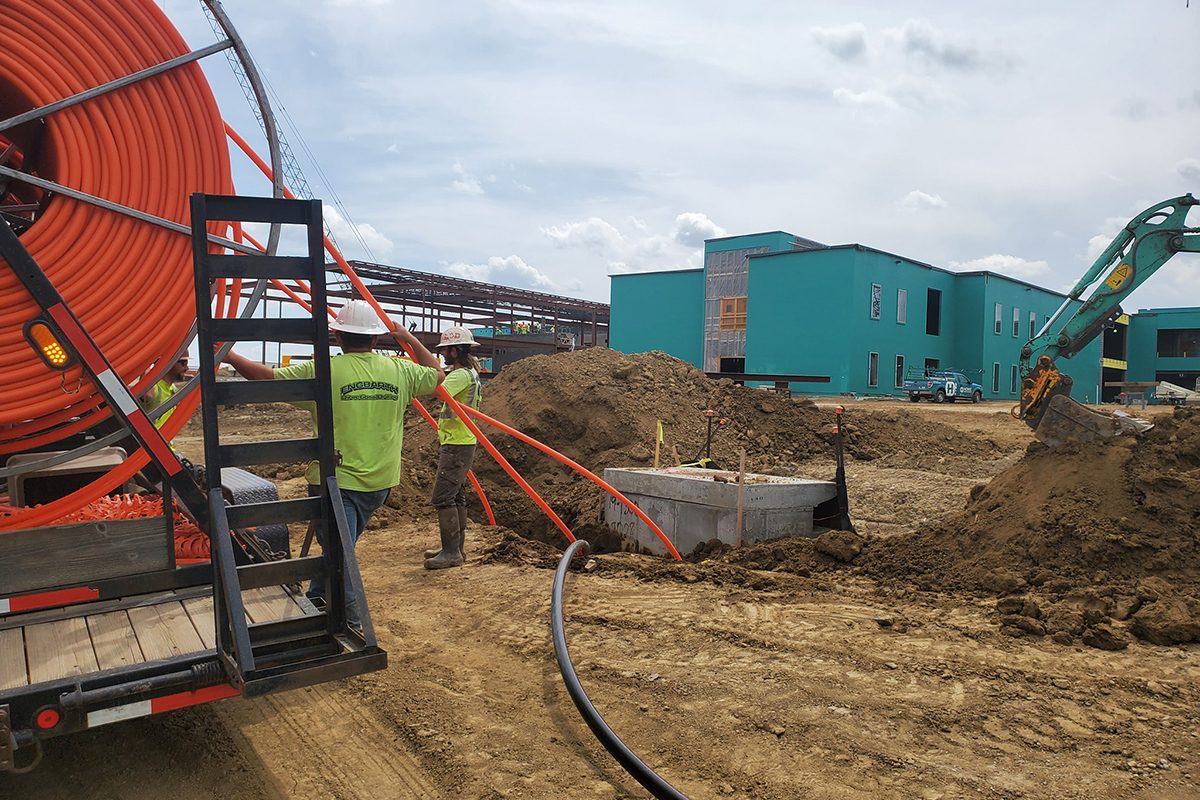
[{"x1": 240, "y1": 261, "x2": 610, "y2": 369}]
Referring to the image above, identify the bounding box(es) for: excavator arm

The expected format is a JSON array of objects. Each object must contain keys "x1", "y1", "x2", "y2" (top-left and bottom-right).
[{"x1": 1017, "y1": 193, "x2": 1200, "y2": 446}]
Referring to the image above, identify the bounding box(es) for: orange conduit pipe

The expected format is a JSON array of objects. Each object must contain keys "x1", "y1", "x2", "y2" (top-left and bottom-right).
[
  {"x1": 226, "y1": 124, "x2": 687, "y2": 552},
  {"x1": 227, "y1": 127, "x2": 529, "y2": 532},
  {"x1": 0, "y1": 256, "x2": 248, "y2": 529},
  {"x1": 0, "y1": 0, "x2": 234, "y2": 453},
  {"x1": 463, "y1": 406, "x2": 681, "y2": 560},
  {"x1": 242, "y1": 230, "x2": 497, "y2": 528}
]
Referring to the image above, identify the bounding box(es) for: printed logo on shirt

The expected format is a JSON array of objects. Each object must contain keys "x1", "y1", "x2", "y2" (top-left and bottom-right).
[{"x1": 341, "y1": 380, "x2": 399, "y2": 401}]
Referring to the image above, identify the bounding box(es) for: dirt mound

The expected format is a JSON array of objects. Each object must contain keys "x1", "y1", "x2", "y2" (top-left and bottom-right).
[
  {"x1": 854, "y1": 408, "x2": 1200, "y2": 644},
  {"x1": 403, "y1": 348, "x2": 1005, "y2": 542}
]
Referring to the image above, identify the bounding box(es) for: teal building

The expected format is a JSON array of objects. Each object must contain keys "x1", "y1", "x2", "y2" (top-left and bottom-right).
[
  {"x1": 1126, "y1": 307, "x2": 1200, "y2": 390},
  {"x1": 610, "y1": 231, "x2": 1103, "y2": 401}
]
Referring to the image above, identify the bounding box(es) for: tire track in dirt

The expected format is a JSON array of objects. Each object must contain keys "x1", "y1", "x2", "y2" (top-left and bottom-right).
[{"x1": 217, "y1": 686, "x2": 441, "y2": 799}]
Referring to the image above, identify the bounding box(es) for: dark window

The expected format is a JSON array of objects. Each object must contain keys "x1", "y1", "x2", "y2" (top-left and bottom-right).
[
  {"x1": 1010, "y1": 364, "x2": 1019, "y2": 393},
  {"x1": 992, "y1": 363, "x2": 1001, "y2": 393},
  {"x1": 894, "y1": 355, "x2": 905, "y2": 387},
  {"x1": 926, "y1": 289, "x2": 942, "y2": 336},
  {"x1": 719, "y1": 357, "x2": 745, "y2": 374},
  {"x1": 1157, "y1": 329, "x2": 1200, "y2": 358},
  {"x1": 924, "y1": 357, "x2": 940, "y2": 372},
  {"x1": 1012, "y1": 307, "x2": 1021, "y2": 338},
  {"x1": 994, "y1": 303, "x2": 1003, "y2": 335},
  {"x1": 868, "y1": 352, "x2": 879, "y2": 387},
  {"x1": 1029, "y1": 311, "x2": 1037, "y2": 340}
]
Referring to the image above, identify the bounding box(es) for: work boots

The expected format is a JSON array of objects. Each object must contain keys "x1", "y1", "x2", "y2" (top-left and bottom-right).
[
  {"x1": 423, "y1": 507, "x2": 464, "y2": 570},
  {"x1": 457, "y1": 506, "x2": 468, "y2": 555},
  {"x1": 424, "y1": 506, "x2": 469, "y2": 560}
]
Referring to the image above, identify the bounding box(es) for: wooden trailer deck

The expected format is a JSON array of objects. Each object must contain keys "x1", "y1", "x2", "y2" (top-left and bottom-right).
[{"x1": 0, "y1": 586, "x2": 313, "y2": 691}]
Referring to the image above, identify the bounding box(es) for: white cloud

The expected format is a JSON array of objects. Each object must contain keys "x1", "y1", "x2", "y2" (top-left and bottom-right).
[
  {"x1": 673, "y1": 212, "x2": 726, "y2": 247},
  {"x1": 542, "y1": 212, "x2": 725, "y2": 272},
  {"x1": 445, "y1": 255, "x2": 558, "y2": 291},
  {"x1": 541, "y1": 217, "x2": 625, "y2": 253},
  {"x1": 811, "y1": 23, "x2": 868, "y2": 62},
  {"x1": 950, "y1": 254, "x2": 1050, "y2": 280},
  {"x1": 901, "y1": 190, "x2": 947, "y2": 210},
  {"x1": 324, "y1": 206, "x2": 395, "y2": 259},
  {"x1": 832, "y1": 87, "x2": 899, "y2": 110},
  {"x1": 1175, "y1": 158, "x2": 1200, "y2": 184},
  {"x1": 451, "y1": 162, "x2": 484, "y2": 195},
  {"x1": 884, "y1": 19, "x2": 1010, "y2": 72}
]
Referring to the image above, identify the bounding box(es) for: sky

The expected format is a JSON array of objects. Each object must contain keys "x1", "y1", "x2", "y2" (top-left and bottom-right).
[{"x1": 164, "y1": 0, "x2": 1200, "y2": 313}]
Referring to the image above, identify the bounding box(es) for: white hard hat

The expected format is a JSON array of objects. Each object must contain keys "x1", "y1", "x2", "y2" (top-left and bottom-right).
[
  {"x1": 435, "y1": 326, "x2": 479, "y2": 349},
  {"x1": 330, "y1": 299, "x2": 389, "y2": 335}
]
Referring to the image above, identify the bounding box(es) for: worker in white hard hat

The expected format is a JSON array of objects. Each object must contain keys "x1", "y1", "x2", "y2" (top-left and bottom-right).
[
  {"x1": 423, "y1": 325, "x2": 483, "y2": 569},
  {"x1": 223, "y1": 298, "x2": 443, "y2": 629}
]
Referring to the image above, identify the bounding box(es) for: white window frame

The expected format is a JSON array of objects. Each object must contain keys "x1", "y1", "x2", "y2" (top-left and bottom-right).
[
  {"x1": 894, "y1": 354, "x2": 905, "y2": 388},
  {"x1": 868, "y1": 351, "x2": 879, "y2": 387},
  {"x1": 896, "y1": 289, "x2": 907, "y2": 325},
  {"x1": 870, "y1": 283, "x2": 882, "y2": 320},
  {"x1": 994, "y1": 303, "x2": 1003, "y2": 335},
  {"x1": 1012, "y1": 307, "x2": 1021, "y2": 337},
  {"x1": 992, "y1": 362, "x2": 1001, "y2": 393}
]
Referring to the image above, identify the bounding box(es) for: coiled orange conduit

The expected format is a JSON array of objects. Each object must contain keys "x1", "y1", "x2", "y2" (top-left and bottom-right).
[
  {"x1": 0, "y1": 2, "x2": 676, "y2": 559},
  {"x1": 0, "y1": 0, "x2": 233, "y2": 453}
]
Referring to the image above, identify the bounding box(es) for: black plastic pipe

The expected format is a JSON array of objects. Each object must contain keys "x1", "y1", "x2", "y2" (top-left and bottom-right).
[{"x1": 550, "y1": 540, "x2": 689, "y2": 800}]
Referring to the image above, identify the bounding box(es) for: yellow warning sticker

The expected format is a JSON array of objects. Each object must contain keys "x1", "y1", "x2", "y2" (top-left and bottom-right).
[{"x1": 1104, "y1": 263, "x2": 1132, "y2": 291}]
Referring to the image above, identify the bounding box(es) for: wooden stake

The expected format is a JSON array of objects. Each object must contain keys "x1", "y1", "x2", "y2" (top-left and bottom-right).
[
  {"x1": 735, "y1": 449, "x2": 747, "y2": 547},
  {"x1": 653, "y1": 419, "x2": 662, "y2": 469}
]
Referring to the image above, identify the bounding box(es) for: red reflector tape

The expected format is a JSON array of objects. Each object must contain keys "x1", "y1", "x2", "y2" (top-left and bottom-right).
[
  {"x1": 151, "y1": 683, "x2": 240, "y2": 713},
  {"x1": 87, "y1": 684, "x2": 240, "y2": 729},
  {"x1": 4, "y1": 586, "x2": 99, "y2": 614}
]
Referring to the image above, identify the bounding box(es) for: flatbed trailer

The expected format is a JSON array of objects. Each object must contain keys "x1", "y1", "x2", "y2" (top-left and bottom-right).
[{"x1": 0, "y1": 195, "x2": 385, "y2": 773}]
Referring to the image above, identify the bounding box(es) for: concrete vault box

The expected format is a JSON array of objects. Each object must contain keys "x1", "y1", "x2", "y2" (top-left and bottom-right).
[{"x1": 602, "y1": 467, "x2": 836, "y2": 557}]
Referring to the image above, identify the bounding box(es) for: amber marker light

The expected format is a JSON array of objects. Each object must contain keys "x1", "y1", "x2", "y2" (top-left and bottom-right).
[{"x1": 23, "y1": 318, "x2": 74, "y2": 370}]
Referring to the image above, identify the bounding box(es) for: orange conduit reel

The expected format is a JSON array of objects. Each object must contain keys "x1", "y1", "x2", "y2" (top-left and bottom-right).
[
  {"x1": 0, "y1": 0, "x2": 288, "y2": 529},
  {"x1": 0, "y1": 0, "x2": 235, "y2": 448}
]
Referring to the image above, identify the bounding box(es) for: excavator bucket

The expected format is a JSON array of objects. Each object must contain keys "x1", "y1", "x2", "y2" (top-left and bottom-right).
[
  {"x1": 1020, "y1": 355, "x2": 1154, "y2": 447},
  {"x1": 1032, "y1": 394, "x2": 1153, "y2": 448}
]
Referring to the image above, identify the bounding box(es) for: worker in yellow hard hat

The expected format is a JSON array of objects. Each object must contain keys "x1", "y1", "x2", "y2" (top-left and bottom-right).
[
  {"x1": 222, "y1": 299, "x2": 443, "y2": 631},
  {"x1": 423, "y1": 325, "x2": 483, "y2": 570}
]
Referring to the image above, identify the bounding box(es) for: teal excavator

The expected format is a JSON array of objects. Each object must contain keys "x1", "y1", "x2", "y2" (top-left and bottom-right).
[{"x1": 1017, "y1": 194, "x2": 1200, "y2": 446}]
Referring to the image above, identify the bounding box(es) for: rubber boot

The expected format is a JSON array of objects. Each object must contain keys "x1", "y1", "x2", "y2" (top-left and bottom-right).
[
  {"x1": 424, "y1": 507, "x2": 464, "y2": 570},
  {"x1": 457, "y1": 505, "x2": 468, "y2": 558},
  {"x1": 425, "y1": 507, "x2": 469, "y2": 559}
]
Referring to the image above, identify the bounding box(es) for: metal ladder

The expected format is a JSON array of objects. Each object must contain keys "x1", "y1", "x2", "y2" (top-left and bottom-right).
[{"x1": 190, "y1": 194, "x2": 384, "y2": 696}]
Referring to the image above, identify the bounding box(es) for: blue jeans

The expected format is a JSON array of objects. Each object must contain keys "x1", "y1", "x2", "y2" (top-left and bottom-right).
[{"x1": 307, "y1": 486, "x2": 390, "y2": 629}]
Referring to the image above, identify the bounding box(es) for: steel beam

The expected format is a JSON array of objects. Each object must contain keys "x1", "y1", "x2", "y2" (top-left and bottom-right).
[{"x1": 0, "y1": 40, "x2": 234, "y2": 133}]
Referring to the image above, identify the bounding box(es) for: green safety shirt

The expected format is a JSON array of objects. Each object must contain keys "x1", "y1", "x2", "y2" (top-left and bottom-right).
[
  {"x1": 437, "y1": 367, "x2": 481, "y2": 446},
  {"x1": 273, "y1": 353, "x2": 439, "y2": 492},
  {"x1": 139, "y1": 379, "x2": 177, "y2": 430}
]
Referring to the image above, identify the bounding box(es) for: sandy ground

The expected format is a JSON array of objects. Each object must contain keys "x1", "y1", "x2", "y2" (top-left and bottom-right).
[{"x1": 5, "y1": 400, "x2": 1198, "y2": 799}]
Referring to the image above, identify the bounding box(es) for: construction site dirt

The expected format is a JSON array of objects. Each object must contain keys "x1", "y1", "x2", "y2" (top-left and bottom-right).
[{"x1": 6, "y1": 350, "x2": 1198, "y2": 800}]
